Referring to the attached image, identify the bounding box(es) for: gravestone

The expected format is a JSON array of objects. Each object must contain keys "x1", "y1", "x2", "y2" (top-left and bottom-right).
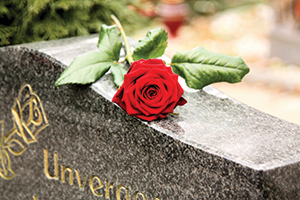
[
  {"x1": 270, "y1": 0, "x2": 300, "y2": 65},
  {"x1": 1, "y1": 35, "x2": 300, "y2": 200}
]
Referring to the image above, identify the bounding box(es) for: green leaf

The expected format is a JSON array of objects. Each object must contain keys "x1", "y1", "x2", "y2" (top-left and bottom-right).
[
  {"x1": 132, "y1": 28, "x2": 168, "y2": 60},
  {"x1": 97, "y1": 24, "x2": 122, "y2": 61},
  {"x1": 54, "y1": 51, "x2": 113, "y2": 87},
  {"x1": 110, "y1": 63, "x2": 127, "y2": 87},
  {"x1": 171, "y1": 47, "x2": 250, "y2": 89}
]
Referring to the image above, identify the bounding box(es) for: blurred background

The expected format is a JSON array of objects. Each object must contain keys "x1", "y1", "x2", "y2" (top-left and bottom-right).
[{"x1": 1, "y1": 0, "x2": 300, "y2": 125}]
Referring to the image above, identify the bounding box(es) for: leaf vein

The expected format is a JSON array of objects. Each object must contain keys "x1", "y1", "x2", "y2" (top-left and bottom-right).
[{"x1": 57, "y1": 62, "x2": 112, "y2": 82}]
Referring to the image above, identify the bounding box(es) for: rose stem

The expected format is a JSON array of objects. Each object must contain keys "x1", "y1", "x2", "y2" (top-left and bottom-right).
[{"x1": 111, "y1": 14, "x2": 134, "y2": 64}]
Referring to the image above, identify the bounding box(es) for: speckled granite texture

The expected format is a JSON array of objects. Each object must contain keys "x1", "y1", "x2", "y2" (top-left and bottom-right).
[{"x1": 1, "y1": 35, "x2": 300, "y2": 199}]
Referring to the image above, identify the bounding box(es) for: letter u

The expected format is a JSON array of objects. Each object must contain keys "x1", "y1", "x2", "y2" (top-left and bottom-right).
[{"x1": 44, "y1": 149, "x2": 59, "y2": 180}]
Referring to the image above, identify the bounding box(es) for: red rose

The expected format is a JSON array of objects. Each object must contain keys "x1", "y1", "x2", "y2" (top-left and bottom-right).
[{"x1": 112, "y1": 59, "x2": 187, "y2": 121}]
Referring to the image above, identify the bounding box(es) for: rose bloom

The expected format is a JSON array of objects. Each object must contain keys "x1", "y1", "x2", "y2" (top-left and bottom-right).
[{"x1": 112, "y1": 59, "x2": 187, "y2": 121}]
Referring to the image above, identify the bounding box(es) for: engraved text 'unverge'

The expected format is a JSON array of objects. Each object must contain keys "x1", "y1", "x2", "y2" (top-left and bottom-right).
[{"x1": 44, "y1": 149, "x2": 161, "y2": 200}]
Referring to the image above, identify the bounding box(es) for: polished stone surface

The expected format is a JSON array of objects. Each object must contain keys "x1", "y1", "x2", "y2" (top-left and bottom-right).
[{"x1": 1, "y1": 35, "x2": 300, "y2": 199}]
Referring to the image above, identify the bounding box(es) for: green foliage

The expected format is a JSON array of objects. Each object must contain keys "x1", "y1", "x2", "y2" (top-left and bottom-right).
[
  {"x1": 54, "y1": 51, "x2": 113, "y2": 87},
  {"x1": 54, "y1": 24, "x2": 124, "y2": 87},
  {"x1": 0, "y1": 0, "x2": 148, "y2": 46},
  {"x1": 111, "y1": 64, "x2": 127, "y2": 87},
  {"x1": 97, "y1": 25, "x2": 122, "y2": 61},
  {"x1": 171, "y1": 47, "x2": 250, "y2": 89},
  {"x1": 132, "y1": 28, "x2": 168, "y2": 61},
  {"x1": 54, "y1": 19, "x2": 249, "y2": 90}
]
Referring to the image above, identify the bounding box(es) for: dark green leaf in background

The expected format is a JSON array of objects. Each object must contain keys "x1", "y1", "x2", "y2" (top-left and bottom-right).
[
  {"x1": 171, "y1": 47, "x2": 250, "y2": 89},
  {"x1": 132, "y1": 28, "x2": 168, "y2": 60},
  {"x1": 110, "y1": 63, "x2": 127, "y2": 87},
  {"x1": 97, "y1": 24, "x2": 122, "y2": 61},
  {"x1": 54, "y1": 51, "x2": 113, "y2": 87},
  {"x1": 0, "y1": 0, "x2": 149, "y2": 47}
]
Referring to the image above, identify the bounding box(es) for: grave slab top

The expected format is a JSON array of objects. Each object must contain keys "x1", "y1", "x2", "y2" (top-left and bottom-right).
[{"x1": 18, "y1": 34, "x2": 300, "y2": 171}]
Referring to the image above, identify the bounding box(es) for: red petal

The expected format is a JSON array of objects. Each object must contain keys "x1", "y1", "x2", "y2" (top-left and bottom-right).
[
  {"x1": 127, "y1": 59, "x2": 145, "y2": 73},
  {"x1": 177, "y1": 97, "x2": 187, "y2": 106},
  {"x1": 144, "y1": 59, "x2": 165, "y2": 65},
  {"x1": 112, "y1": 87, "x2": 127, "y2": 111}
]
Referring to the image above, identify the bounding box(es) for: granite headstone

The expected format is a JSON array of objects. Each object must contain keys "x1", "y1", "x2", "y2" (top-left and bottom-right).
[{"x1": 1, "y1": 35, "x2": 300, "y2": 199}]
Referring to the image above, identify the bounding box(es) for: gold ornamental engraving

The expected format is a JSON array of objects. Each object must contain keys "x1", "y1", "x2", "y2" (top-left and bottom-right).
[{"x1": 0, "y1": 84, "x2": 48, "y2": 180}]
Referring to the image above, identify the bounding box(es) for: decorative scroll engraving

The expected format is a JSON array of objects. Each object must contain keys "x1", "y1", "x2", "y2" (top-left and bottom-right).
[{"x1": 0, "y1": 84, "x2": 48, "y2": 180}]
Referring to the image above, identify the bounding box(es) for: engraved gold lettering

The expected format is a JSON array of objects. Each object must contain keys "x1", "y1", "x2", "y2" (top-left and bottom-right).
[
  {"x1": 116, "y1": 185, "x2": 129, "y2": 200},
  {"x1": 44, "y1": 149, "x2": 58, "y2": 180},
  {"x1": 75, "y1": 169, "x2": 88, "y2": 190},
  {"x1": 105, "y1": 180, "x2": 114, "y2": 199},
  {"x1": 61, "y1": 165, "x2": 73, "y2": 185},
  {"x1": 89, "y1": 175, "x2": 103, "y2": 197},
  {"x1": 42, "y1": 150, "x2": 161, "y2": 200},
  {"x1": 133, "y1": 192, "x2": 146, "y2": 200}
]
